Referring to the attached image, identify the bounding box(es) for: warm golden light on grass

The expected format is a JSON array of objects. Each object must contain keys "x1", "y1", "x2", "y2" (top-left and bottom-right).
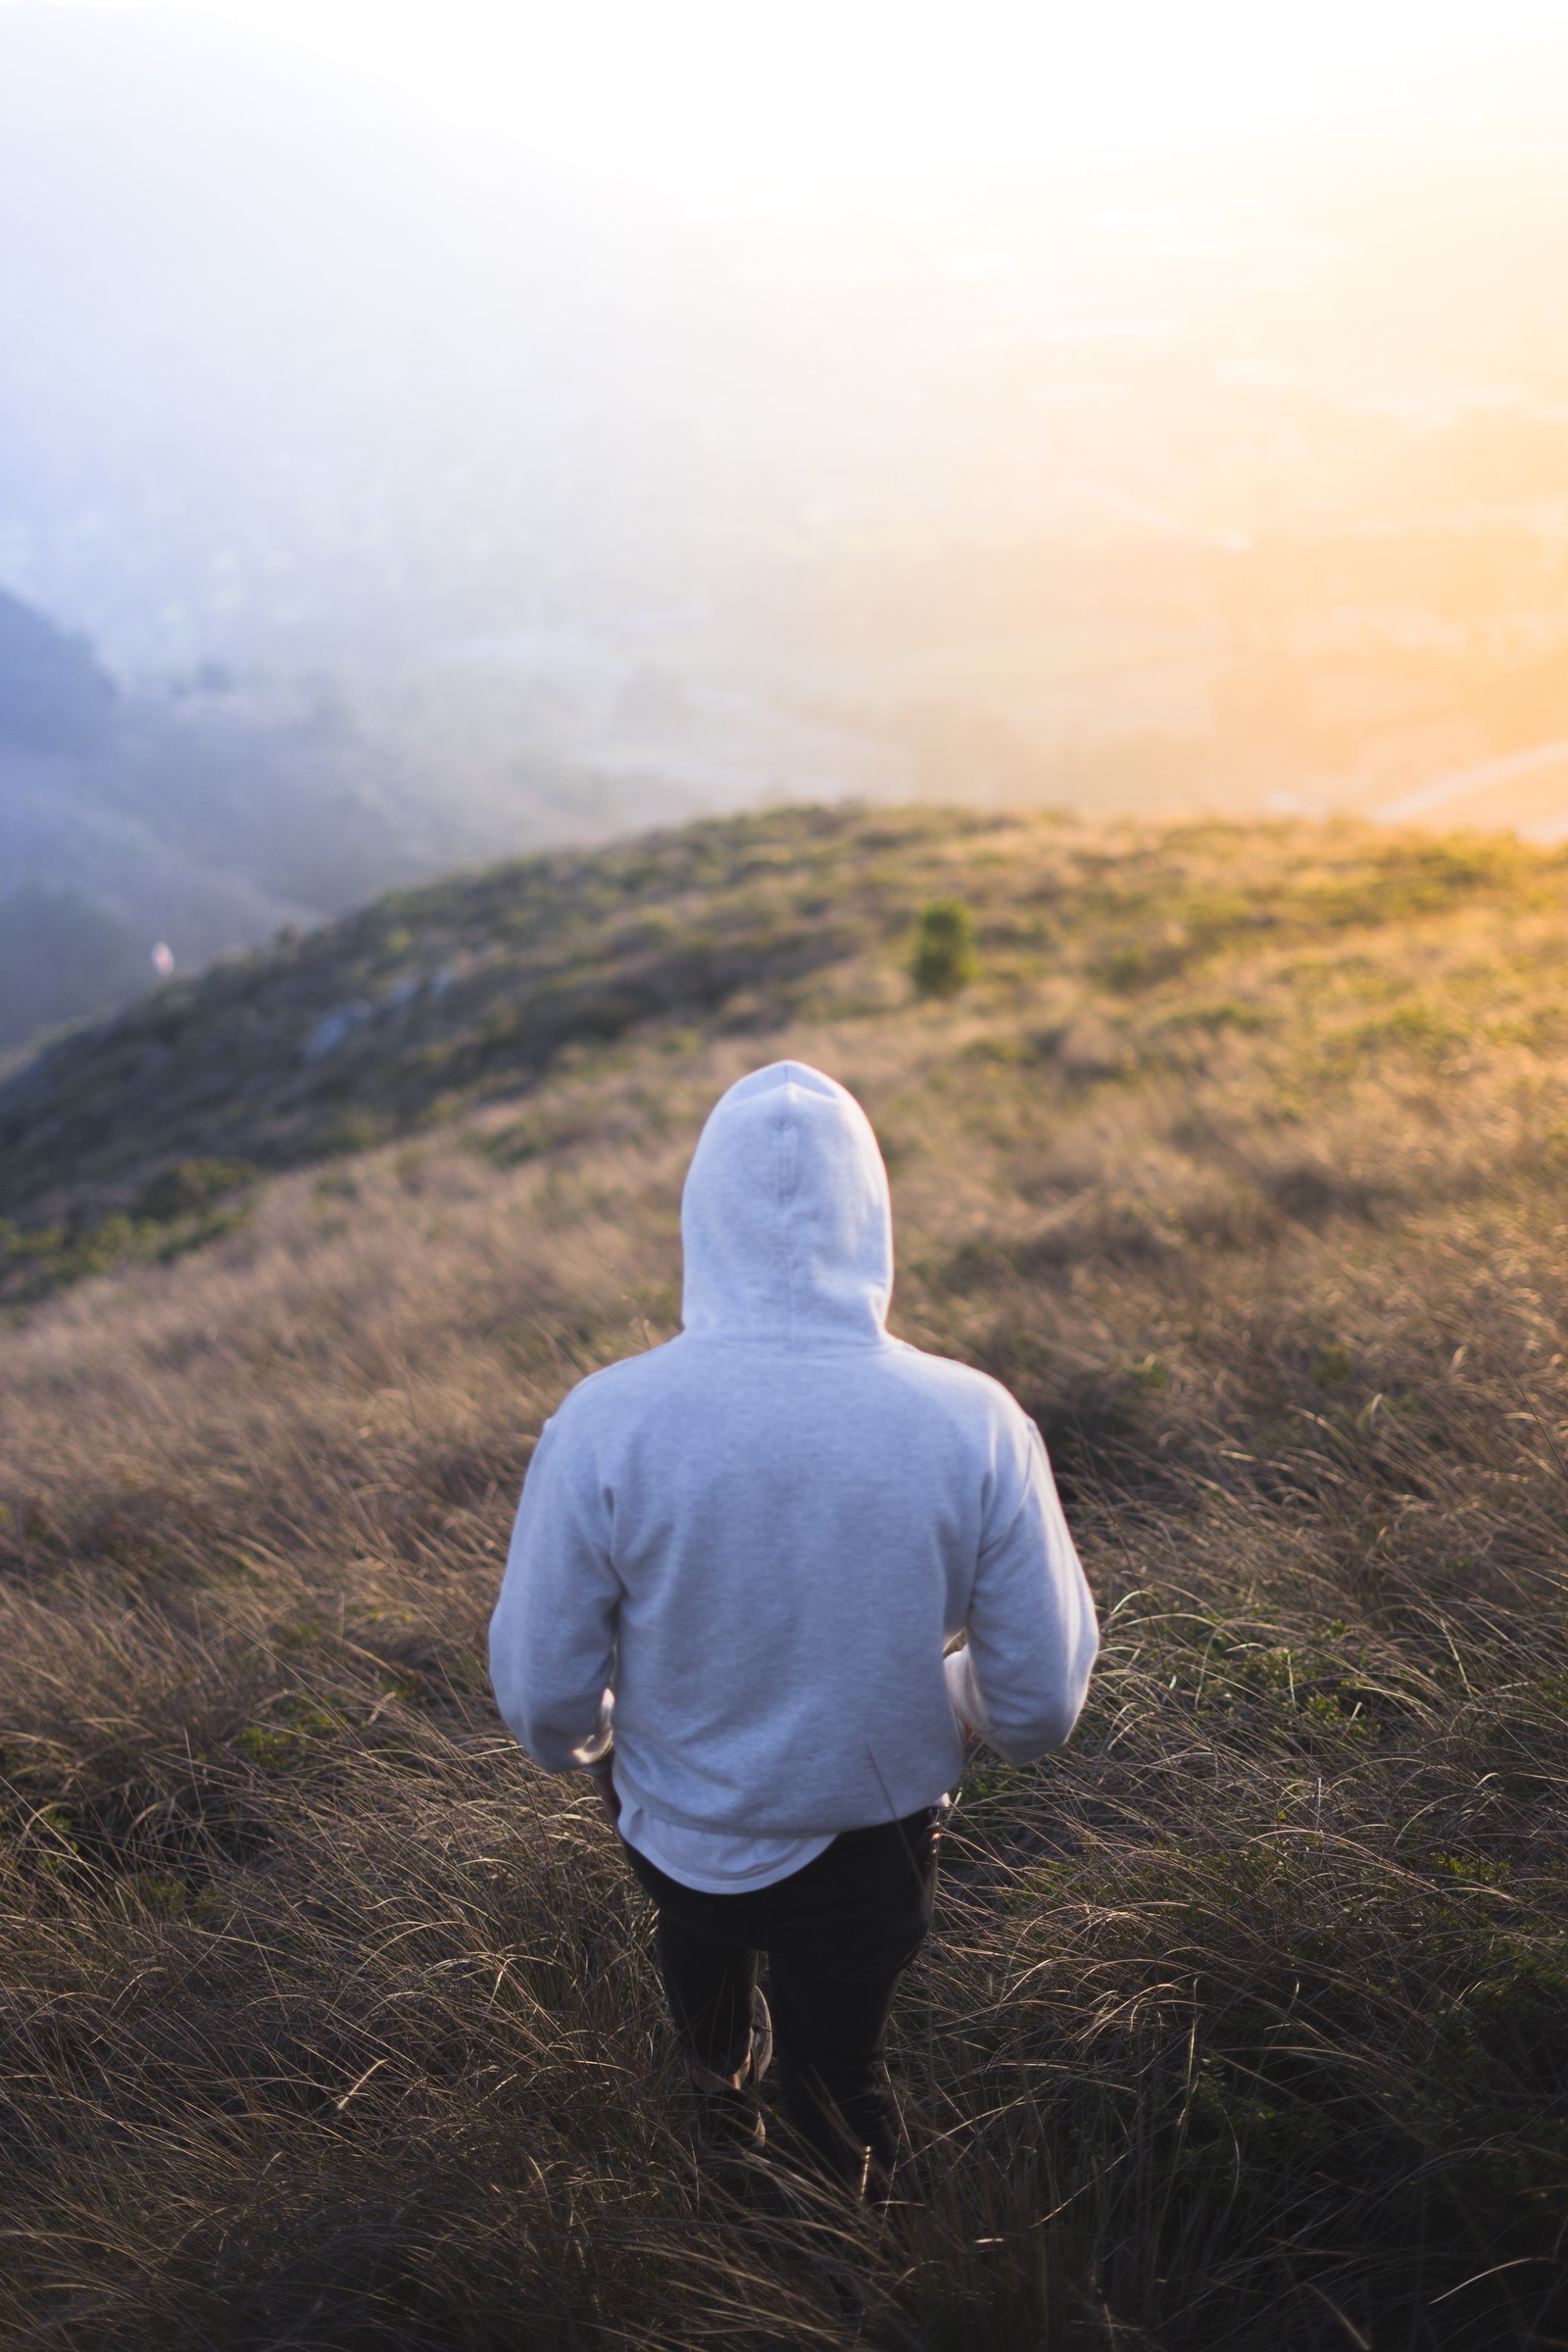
[{"x1": 5, "y1": 805, "x2": 1568, "y2": 2338}]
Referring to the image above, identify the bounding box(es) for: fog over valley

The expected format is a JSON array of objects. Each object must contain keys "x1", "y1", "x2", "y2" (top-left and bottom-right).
[{"x1": 5, "y1": 0, "x2": 1568, "y2": 1044}]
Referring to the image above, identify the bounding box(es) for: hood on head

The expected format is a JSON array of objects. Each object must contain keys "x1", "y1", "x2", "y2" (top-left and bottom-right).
[{"x1": 680, "y1": 1061, "x2": 893, "y2": 1342}]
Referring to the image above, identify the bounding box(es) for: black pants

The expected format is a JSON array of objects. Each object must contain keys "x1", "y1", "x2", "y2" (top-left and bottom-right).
[{"x1": 624, "y1": 1808, "x2": 939, "y2": 2186}]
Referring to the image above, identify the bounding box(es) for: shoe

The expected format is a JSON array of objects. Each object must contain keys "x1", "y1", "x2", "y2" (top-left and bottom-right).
[{"x1": 685, "y1": 1987, "x2": 772, "y2": 2163}]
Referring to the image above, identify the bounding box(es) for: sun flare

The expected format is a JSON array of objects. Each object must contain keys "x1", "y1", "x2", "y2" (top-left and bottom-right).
[{"x1": 67, "y1": 0, "x2": 1567, "y2": 188}]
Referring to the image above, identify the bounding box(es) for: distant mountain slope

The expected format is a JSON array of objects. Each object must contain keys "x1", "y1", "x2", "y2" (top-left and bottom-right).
[
  {"x1": 0, "y1": 881, "x2": 149, "y2": 1047},
  {"x1": 0, "y1": 582, "x2": 887, "y2": 1055},
  {"x1": 0, "y1": 588, "x2": 458, "y2": 1048},
  {"x1": 0, "y1": 585, "x2": 117, "y2": 755}
]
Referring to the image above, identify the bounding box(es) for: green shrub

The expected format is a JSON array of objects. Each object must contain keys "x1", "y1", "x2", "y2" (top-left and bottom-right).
[
  {"x1": 135, "y1": 1157, "x2": 255, "y2": 1223},
  {"x1": 910, "y1": 898, "x2": 978, "y2": 998}
]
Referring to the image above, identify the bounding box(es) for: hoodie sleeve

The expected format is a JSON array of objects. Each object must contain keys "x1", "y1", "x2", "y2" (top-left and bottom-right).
[
  {"x1": 961, "y1": 1414, "x2": 1099, "y2": 1764},
  {"x1": 489, "y1": 1412, "x2": 621, "y2": 1771}
]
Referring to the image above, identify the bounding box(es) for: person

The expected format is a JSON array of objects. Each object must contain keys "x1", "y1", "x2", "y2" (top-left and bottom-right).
[{"x1": 489, "y1": 1059, "x2": 1099, "y2": 2196}]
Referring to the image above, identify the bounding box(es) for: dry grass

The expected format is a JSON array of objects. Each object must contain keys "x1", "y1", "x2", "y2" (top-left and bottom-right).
[{"x1": 3, "y1": 808, "x2": 1568, "y2": 2347}]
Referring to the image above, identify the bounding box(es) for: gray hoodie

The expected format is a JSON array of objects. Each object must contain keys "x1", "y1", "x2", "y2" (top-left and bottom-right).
[{"x1": 488, "y1": 1059, "x2": 1099, "y2": 1838}]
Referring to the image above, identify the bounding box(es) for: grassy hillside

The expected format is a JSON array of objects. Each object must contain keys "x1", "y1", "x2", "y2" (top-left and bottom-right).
[{"x1": 3, "y1": 804, "x2": 1568, "y2": 2348}]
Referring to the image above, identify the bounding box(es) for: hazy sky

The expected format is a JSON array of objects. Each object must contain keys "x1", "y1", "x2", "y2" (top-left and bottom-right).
[
  {"x1": 15, "y1": 0, "x2": 1568, "y2": 188},
  {"x1": 5, "y1": 0, "x2": 1568, "y2": 678}
]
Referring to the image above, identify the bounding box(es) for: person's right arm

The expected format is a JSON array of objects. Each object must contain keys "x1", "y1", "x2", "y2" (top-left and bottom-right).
[
  {"x1": 957, "y1": 1414, "x2": 1099, "y2": 1761},
  {"x1": 489, "y1": 1412, "x2": 622, "y2": 1773}
]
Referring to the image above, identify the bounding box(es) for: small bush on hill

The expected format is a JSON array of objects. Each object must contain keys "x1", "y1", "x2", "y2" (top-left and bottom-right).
[
  {"x1": 135, "y1": 1157, "x2": 256, "y2": 1222},
  {"x1": 911, "y1": 897, "x2": 978, "y2": 996}
]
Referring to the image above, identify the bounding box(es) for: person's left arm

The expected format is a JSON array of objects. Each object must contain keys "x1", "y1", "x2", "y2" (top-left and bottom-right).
[{"x1": 489, "y1": 1412, "x2": 621, "y2": 1773}]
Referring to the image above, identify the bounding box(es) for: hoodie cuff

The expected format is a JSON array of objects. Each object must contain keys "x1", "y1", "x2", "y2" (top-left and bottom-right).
[
  {"x1": 569, "y1": 1690, "x2": 614, "y2": 1768},
  {"x1": 945, "y1": 1646, "x2": 991, "y2": 1741}
]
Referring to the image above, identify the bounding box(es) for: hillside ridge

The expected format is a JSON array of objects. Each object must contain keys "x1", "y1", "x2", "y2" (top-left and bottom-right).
[
  {"x1": 3, "y1": 801, "x2": 1552, "y2": 1270},
  {"x1": 4, "y1": 798, "x2": 1568, "y2": 2340}
]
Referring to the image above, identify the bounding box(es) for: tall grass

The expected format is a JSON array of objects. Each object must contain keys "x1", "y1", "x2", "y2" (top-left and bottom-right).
[{"x1": 3, "y1": 809, "x2": 1568, "y2": 2346}]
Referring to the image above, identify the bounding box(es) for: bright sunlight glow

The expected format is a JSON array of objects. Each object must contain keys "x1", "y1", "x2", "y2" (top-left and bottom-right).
[{"x1": 24, "y1": 0, "x2": 1568, "y2": 187}]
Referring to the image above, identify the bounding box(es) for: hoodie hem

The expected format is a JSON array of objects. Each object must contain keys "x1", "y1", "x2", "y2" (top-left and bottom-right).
[{"x1": 611, "y1": 1755, "x2": 960, "y2": 1840}]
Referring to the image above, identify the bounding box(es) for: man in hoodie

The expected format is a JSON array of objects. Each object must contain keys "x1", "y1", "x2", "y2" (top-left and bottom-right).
[{"x1": 489, "y1": 1060, "x2": 1098, "y2": 2194}]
